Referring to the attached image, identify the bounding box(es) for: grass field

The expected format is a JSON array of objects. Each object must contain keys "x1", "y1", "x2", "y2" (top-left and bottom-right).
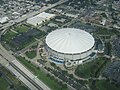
[
  {"x1": 25, "y1": 50, "x2": 37, "y2": 59},
  {"x1": 17, "y1": 56, "x2": 68, "y2": 90},
  {"x1": 2, "y1": 30, "x2": 17, "y2": 42},
  {"x1": 14, "y1": 25, "x2": 30, "y2": 33},
  {"x1": 75, "y1": 57, "x2": 109, "y2": 78}
]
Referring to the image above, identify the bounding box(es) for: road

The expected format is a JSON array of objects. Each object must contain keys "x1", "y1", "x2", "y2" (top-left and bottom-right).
[{"x1": 0, "y1": 0, "x2": 68, "y2": 31}]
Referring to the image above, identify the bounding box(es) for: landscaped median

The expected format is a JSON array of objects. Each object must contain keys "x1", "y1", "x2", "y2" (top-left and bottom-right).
[{"x1": 16, "y1": 56, "x2": 68, "y2": 90}]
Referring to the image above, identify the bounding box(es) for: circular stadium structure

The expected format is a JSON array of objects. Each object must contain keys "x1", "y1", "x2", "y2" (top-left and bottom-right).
[{"x1": 45, "y1": 28, "x2": 96, "y2": 66}]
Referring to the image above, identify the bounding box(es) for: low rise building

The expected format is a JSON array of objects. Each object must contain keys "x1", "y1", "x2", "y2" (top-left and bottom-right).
[{"x1": 27, "y1": 12, "x2": 55, "y2": 26}]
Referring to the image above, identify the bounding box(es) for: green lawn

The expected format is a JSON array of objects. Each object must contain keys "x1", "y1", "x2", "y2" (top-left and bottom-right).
[
  {"x1": 75, "y1": 57, "x2": 108, "y2": 78},
  {"x1": 96, "y1": 80, "x2": 120, "y2": 90},
  {"x1": 0, "y1": 77, "x2": 9, "y2": 90},
  {"x1": 2, "y1": 30, "x2": 17, "y2": 42},
  {"x1": 14, "y1": 25, "x2": 29, "y2": 33},
  {"x1": 25, "y1": 50, "x2": 37, "y2": 59},
  {"x1": 17, "y1": 56, "x2": 68, "y2": 90}
]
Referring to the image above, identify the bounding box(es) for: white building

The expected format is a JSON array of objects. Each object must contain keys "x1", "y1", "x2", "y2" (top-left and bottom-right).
[
  {"x1": 45, "y1": 28, "x2": 96, "y2": 66},
  {"x1": 27, "y1": 12, "x2": 55, "y2": 26},
  {"x1": 0, "y1": 17, "x2": 9, "y2": 24}
]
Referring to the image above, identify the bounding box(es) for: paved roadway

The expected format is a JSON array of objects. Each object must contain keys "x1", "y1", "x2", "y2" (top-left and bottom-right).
[
  {"x1": 7, "y1": 64, "x2": 38, "y2": 90},
  {"x1": 0, "y1": 0, "x2": 68, "y2": 31},
  {"x1": 9, "y1": 61, "x2": 43, "y2": 90}
]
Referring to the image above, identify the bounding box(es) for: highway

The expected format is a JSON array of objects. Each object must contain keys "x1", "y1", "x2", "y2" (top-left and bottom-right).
[
  {"x1": 9, "y1": 61, "x2": 43, "y2": 90},
  {"x1": 7, "y1": 64, "x2": 38, "y2": 90}
]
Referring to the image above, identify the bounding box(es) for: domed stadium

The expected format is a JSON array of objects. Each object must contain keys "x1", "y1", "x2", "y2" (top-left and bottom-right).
[{"x1": 45, "y1": 28, "x2": 96, "y2": 66}]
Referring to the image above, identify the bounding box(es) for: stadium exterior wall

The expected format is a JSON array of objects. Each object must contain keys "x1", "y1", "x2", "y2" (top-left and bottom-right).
[{"x1": 45, "y1": 43, "x2": 95, "y2": 61}]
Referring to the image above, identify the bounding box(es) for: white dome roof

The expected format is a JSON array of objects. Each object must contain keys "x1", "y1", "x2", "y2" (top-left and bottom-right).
[{"x1": 46, "y1": 28, "x2": 95, "y2": 54}]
